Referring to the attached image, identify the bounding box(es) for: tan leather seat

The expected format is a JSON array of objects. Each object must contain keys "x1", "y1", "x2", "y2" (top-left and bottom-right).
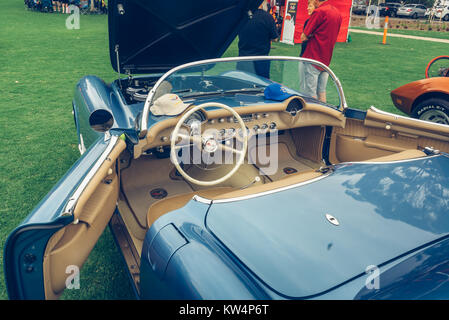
[
  {"x1": 147, "y1": 170, "x2": 324, "y2": 228},
  {"x1": 363, "y1": 149, "x2": 427, "y2": 162},
  {"x1": 214, "y1": 170, "x2": 323, "y2": 200},
  {"x1": 146, "y1": 187, "x2": 234, "y2": 228}
]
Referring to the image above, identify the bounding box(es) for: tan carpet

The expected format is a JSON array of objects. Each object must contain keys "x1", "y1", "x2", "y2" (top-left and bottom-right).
[{"x1": 120, "y1": 156, "x2": 193, "y2": 231}]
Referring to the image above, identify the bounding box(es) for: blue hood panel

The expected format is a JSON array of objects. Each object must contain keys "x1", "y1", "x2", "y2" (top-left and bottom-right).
[{"x1": 206, "y1": 155, "x2": 449, "y2": 298}]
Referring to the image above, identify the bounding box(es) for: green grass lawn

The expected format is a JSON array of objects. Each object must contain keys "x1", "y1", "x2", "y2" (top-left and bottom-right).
[
  {"x1": 350, "y1": 25, "x2": 449, "y2": 40},
  {"x1": 1, "y1": 0, "x2": 449, "y2": 300}
]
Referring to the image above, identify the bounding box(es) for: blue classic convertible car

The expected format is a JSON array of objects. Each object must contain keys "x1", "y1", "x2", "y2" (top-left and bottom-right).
[{"x1": 4, "y1": 0, "x2": 449, "y2": 300}]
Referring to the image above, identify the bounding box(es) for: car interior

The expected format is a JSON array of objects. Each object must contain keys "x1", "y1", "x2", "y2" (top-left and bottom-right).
[{"x1": 118, "y1": 95, "x2": 449, "y2": 251}]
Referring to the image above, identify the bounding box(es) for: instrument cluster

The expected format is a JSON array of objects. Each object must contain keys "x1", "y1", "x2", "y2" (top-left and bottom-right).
[{"x1": 206, "y1": 112, "x2": 278, "y2": 140}]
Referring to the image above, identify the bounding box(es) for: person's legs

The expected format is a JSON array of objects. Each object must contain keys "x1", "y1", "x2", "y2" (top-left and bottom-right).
[
  {"x1": 254, "y1": 60, "x2": 271, "y2": 79},
  {"x1": 236, "y1": 61, "x2": 256, "y2": 75},
  {"x1": 298, "y1": 61, "x2": 306, "y2": 93},
  {"x1": 316, "y1": 71, "x2": 329, "y2": 103},
  {"x1": 303, "y1": 63, "x2": 320, "y2": 99}
]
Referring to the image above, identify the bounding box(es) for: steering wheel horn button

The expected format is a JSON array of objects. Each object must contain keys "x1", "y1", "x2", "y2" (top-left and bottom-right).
[{"x1": 325, "y1": 214, "x2": 340, "y2": 226}]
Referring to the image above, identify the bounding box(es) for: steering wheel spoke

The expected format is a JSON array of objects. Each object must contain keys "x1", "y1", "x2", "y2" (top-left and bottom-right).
[{"x1": 216, "y1": 142, "x2": 244, "y2": 155}]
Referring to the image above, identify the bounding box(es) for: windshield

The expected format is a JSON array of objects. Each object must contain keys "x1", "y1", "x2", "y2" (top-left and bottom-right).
[{"x1": 150, "y1": 58, "x2": 342, "y2": 110}]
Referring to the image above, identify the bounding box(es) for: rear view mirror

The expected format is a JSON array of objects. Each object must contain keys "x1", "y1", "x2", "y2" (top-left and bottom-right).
[{"x1": 89, "y1": 109, "x2": 114, "y2": 132}]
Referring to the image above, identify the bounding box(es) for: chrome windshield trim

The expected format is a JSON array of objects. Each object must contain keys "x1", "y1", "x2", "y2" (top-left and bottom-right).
[
  {"x1": 63, "y1": 135, "x2": 119, "y2": 216},
  {"x1": 206, "y1": 172, "x2": 331, "y2": 204},
  {"x1": 140, "y1": 56, "x2": 347, "y2": 138},
  {"x1": 370, "y1": 106, "x2": 449, "y2": 129}
]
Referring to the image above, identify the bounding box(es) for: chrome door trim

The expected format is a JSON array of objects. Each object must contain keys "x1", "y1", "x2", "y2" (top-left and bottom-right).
[
  {"x1": 370, "y1": 106, "x2": 449, "y2": 129},
  {"x1": 63, "y1": 134, "x2": 119, "y2": 217}
]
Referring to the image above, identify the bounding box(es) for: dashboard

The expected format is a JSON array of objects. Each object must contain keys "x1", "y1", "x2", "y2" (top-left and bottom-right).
[{"x1": 135, "y1": 97, "x2": 346, "y2": 157}]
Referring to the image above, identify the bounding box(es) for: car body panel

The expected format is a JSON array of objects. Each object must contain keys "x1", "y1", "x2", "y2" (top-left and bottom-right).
[
  {"x1": 355, "y1": 236, "x2": 449, "y2": 299},
  {"x1": 108, "y1": 0, "x2": 263, "y2": 74},
  {"x1": 140, "y1": 200, "x2": 273, "y2": 299},
  {"x1": 205, "y1": 155, "x2": 449, "y2": 298},
  {"x1": 73, "y1": 75, "x2": 144, "y2": 150},
  {"x1": 435, "y1": 5, "x2": 449, "y2": 20},
  {"x1": 390, "y1": 77, "x2": 449, "y2": 115},
  {"x1": 139, "y1": 154, "x2": 449, "y2": 299}
]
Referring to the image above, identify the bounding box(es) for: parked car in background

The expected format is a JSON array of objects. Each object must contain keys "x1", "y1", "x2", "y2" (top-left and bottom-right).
[
  {"x1": 391, "y1": 56, "x2": 449, "y2": 125},
  {"x1": 396, "y1": 4, "x2": 427, "y2": 18},
  {"x1": 352, "y1": 3, "x2": 367, "y2": 14},
  {"x1": 435, "y1": 5, "x2": 449, "y2": 21},
  {"x1": 391, "y1": 77, "x2": 449, "y2": 125},
  {"x1": 379, "y1": 2, "x2": 401, "y2": 17},
  {"x1": 425, "y1": 6, "x2": 436, "y2": 18}
]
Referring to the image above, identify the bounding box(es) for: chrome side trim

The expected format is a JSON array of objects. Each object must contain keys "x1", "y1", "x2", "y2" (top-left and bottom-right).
[
  {"x1": 192, "y1": 195, "x2": 213, "y2": 205},
  {"x1": 63, "y1": 135, "x2": 119, "y2": 216},
  {"x1": 194, "y1": 154, "x2": 443, "y2": 204},
  {"x1": 207, "y1": 172, "x2": 331, "y2": 204},
  {"x1": 140, "y1": 56, "x2": 347, "y2": 137},
  {"x1": 370, "y1": 106, "x2": 449, "y2": 129}
]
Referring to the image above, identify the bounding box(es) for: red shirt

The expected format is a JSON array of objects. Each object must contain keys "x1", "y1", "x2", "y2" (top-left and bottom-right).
[{"x1": 302, "y1": 2, "x2": 342, "y2": 67}]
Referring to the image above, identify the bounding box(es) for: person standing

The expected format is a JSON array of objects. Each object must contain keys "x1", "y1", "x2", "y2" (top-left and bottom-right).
[
  {"x1": 300, "y1": 0, "x2": 342, "y2": 102},
  {"x1": 299, "y1": 1, "x2": 316, "y2": 57},
  {"x1": 237, "y1": 1, "x2": 279, "y2": 79}
]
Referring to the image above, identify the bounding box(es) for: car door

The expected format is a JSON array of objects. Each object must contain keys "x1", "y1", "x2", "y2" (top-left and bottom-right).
[
  {"x1": 4, "y1": 134, "x2": 126, "y2": 299},
  {"x1": 418, "y1": 5, "x2": 426, "y2": 16}
]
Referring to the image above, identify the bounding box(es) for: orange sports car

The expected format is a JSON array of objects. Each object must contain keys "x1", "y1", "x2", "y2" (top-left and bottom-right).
[{"x1": 391, "y1": 56, "x2": 449, "y2": 125}]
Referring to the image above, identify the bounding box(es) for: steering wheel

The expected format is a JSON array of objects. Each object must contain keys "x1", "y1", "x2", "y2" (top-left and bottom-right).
[{"x1": 170, "y1": 102, "x2": 248, "y2": 186}]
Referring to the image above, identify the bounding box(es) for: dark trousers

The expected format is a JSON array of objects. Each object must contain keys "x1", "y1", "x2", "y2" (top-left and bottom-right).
[{"x1": 236, "y1": 60, "x2": 271, "y2": 79}]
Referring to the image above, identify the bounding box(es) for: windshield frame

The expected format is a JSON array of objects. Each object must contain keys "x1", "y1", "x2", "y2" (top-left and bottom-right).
[{"x1": 140, "y1": 56, "x2": 348, "y2": 137}]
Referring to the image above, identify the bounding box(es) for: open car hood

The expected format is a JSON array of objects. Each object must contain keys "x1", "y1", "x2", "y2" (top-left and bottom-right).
[
  {"x1": 206, "y1": 155, "x2": 449, "y2": 298},
  {"x1": 108, "y1": 0, "x2": 263, "y2": 74}
]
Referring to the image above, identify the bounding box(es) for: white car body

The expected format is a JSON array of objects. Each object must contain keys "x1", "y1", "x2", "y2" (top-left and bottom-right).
[
  {"x1": 397, "y1": 4, "x2": 427, "y2": 18},
  {"x1": 435, "y1": 5, "x2": 449, "y2": 21}
]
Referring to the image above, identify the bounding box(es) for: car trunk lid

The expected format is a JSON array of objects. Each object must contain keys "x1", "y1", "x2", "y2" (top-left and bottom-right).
[{"x1": 206, "y1": 155, "x2": 449, "y2": 298}]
